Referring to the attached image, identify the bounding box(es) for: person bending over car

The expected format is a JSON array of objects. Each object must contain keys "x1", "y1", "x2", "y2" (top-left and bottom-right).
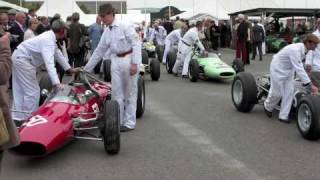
[
  {"x1": 264, "y1": 34, "x2": 319, "y2": 124},
  {"x1": 305, "y1": 19, "x2": 320, "y2": 87},
  {"x1": 84, "y1": 4, "x2": 141, "y2": 132},
  {"x1": 172, "y1": 21, "x2": 207, "y2": 77},
  {"x1": 162, "y1": 24, "x2": 188, "y2": 64},
  {"x1": 11, "y1": 20, "x2": 80, "y2": 126}
]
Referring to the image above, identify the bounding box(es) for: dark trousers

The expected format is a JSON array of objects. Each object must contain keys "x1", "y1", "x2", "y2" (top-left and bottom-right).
[
  {"x1": 246, "y1": 42, "x2": 251, "y2": 64},
  {"x1": 69, "y1": 52, "x2": 84, "y2": 68},
  {"x1": 236, "y1": 40, "x2": 247, "y2": 64},
  {"x1": 252, "y1": 41, "x2": 263, "y2": 60}
]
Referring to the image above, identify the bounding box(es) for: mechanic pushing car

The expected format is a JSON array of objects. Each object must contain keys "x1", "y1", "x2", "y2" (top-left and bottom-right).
[
  {"x1": 162, "y1": 24, "x2": 188, "y2": 64},
  {"x1": 11, "y1": 20, "x2": 80, "y2": 126},
  {"x1": 84, "y1": 3, "x2": 141, "y2": 132},
  {"x1": 264, "y1": 33, "x2": 319, "y2": 123},
  {"x1": 305, "y1": 19, "x2": 320, "y2": 87},
  {"x1": 172, "y1": 21, "x2": 207, "y2": 77}
]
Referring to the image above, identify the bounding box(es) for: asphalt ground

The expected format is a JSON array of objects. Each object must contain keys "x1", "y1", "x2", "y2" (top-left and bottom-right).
[{"x1": 2, "y1": 49, "x2": 320, "y2": 180}]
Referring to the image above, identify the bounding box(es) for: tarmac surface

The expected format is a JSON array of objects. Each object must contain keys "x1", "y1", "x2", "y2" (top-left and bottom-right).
[{"x1": 2, "y1": 49, "x2": 320, "y2": 180}]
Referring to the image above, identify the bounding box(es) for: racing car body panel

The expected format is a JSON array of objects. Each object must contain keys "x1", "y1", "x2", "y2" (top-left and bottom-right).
[
  {"x1": 12, "y1": 80, "x2": 112, "y2": 156},
  {"x1": 196, "y1": 55, "x2": 236, "y2": 80}
]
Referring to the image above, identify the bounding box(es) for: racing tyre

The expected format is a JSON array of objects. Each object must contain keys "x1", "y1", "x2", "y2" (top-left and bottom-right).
[
  {"x1": 296, "y1": 95, "x2": 320, "y2": 140},
  {"x1": 94, "y1": 61, "x2": 102, "y2": 74},
  {"x1": 231, "y1": 72, "x2": 258, "y2": 112},
  {"x1": 39, "y1": 74, "x2": 53, "y2": 106},
  {"x1": 103, "y1": 60, "x2": 111, "y2": 82},
  {"x1": 166, "y1": 49, "x2": 177, "y2": 74},
  {"x1": 136, "y1": 75, "x2": 145, "y2": 118},
  {"x1": 142, "y1": 49, "x2": 149, "y2": 65},
  {"x1": 232, "y1": 59, "x2": 245, "y2": 73},
  {"x1": 188, "y1": 59, "x2": 199, "y2": 82},
  {"x1": 156, "y1": 45, "x2": 164, "y2": 62},
  {"x1": 103, "y1": 100, "x2": 120, "y2": 154},
  {"x1": 150, "y1": 59, "x2": 160, "y2": 81}
]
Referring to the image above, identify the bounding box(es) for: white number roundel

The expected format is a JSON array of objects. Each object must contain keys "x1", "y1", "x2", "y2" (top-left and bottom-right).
[{"x1": 25, "y1": 115, "x2": 48, "y2": 127}]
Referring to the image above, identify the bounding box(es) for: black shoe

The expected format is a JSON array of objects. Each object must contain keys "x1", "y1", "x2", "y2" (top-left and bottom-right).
[
  {"x1": 182, "y1": 75, "x2": 188, "y2": 78},
  {"x1": 278, "y1": 118, "x2": 290, "y2": 124},
  {"x1": 120, "y1": 126, "x2": 134, "y2": 132},
  {"x1": 264, "y1": 106, "x2": 272, "y2": 118},
  {"x1": 251, "y1": 57, "x2": 255, "y2": 60},
  {"x1": 259, "y1": 58, "x2": 262, "y2": 61}
]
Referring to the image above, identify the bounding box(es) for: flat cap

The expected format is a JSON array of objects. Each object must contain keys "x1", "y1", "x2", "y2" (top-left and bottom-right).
[{"x1": 8, "y1": 9, "x2": 17, "y2": 15}]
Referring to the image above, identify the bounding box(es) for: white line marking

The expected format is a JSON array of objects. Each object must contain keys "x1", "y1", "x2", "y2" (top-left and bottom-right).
[{"x1": 150, "y1": 102, "x2": 264, "y2": 180}]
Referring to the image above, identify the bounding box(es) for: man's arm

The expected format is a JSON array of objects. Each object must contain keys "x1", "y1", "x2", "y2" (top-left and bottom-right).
[
  {"x1": 54, "y1": 47, "x2": 71, "y2": 71},
  {"x1": 84, "y1": 30, "x2": 109, "y2": 72},
  {"x1": 290, "y1": 51, "x2": 311, "y2": 84},
  {"x1": 41, "y1": 45, "x2": 61, "y2": 85},
  {"x1": 125, "y1": 24, "x2": 142, "y2": 65}
]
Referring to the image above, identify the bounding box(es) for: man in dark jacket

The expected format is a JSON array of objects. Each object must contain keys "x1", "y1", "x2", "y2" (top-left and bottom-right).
[
  {"x1": 67, "y1": 12, "x2": 87, "y2": 68},
  {"x1": 251, "y1": 20, "x2": 264, "y2": 61},
  {"x1": 9, "y1": 12, "x2": 26, "y2": 51},
  {"x1": 236, "y1": 14, "x2": 249, "y2": 64}
]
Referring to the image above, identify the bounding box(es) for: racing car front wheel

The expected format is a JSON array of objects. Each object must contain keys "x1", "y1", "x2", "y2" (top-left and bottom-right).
[
  {"x1": 232, "y1": 59, "x2": 244, "y2": 73},
  {"x1": 231, "y1": 72, "x2": 258, "y2": 112},
  {"x1": 166, "y1": 50, "x2": 177, "y2": 74},
  {"x1": 150, "y1": 59, "x2": 160, "y2": 81},
  {"x1": 297, "y1": 95, "x2": 320, "y2": 140},
  {"x1": 156, "y1": 45, "x2": 164, "y2": 62},
  {"x1": 103, "y1": 60, "x2": 111, "y2": 82},
  {"x1": 188, "y1": 59, "x2": 199, "y2": 82},
  {"x1": 103, "y1": 100, "x2": 120, "y2": 154},
  {"x1": 136, "y1": 75, "x2": 145, "y2": 118},
  {"x1": 142, "y1": 49, "x2": 149, "y2": 65}
]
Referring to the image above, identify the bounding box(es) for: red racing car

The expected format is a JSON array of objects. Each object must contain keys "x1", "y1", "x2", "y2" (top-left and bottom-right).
[{"x1": 11, "y1": 71, "x2": 127, "y2": 156}]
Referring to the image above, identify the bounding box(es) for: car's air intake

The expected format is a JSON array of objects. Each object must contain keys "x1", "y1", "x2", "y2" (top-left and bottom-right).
[
  {"x1": 220, "y1": 72, "x2": 235, "y2": 77},
  {"x1": 11, "y1": 142, "x2": 47, "y2": 156}
]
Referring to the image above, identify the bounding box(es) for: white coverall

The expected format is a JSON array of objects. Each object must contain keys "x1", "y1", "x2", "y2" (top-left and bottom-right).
[
  {"x1": 149, "y1": 26, "x2": 167, "y2": 46},
  {"x1": 305, "y1": 30, "x2": 320, "y2": 72},
  {"x1": 172, "y1": 27, "x2": 205, "y2": 76},
  {"x1": 264, "y1": 43, "x2": 311, "y2": 120},
  {"x1": 162, "y1": 29, "x2": 183, "y2": 63},
  {"x1": 12, "y1": 30, "x2": 71, "y2": 121},
  {"x1": 84, "y1": 20, "x2": 141, "y2": 129}
]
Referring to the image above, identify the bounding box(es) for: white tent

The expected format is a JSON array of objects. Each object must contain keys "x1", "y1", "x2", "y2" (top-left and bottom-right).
[
  {"x1": 25, "y1": 0, "x2": 149, "y2": 26},
  {"x1": 0, "y1": 0, "x2": 28, "y2": 12}
]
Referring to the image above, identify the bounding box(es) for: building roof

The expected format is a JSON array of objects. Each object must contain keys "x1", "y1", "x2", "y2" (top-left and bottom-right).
[
  {"x1": 229, "y1": 8, "x2": 320, "y2": 18},
  {"x1": 0, "y1": 0, "x2": 28, "y2": 13}
]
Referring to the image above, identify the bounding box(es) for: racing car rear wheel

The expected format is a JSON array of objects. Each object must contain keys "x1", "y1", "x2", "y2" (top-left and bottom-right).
[
  {"x1": 136, "y1": 75, "x2": 145, "y2": 118},
  {"x1": 156, "y1": 45, "x2": 164, "y2": 62},
  {"x1": 297, "y1": 95, "x2": 320, "y2": 140},
  {"x1": 188, "y1": 59, "x2": 199, "y2": 82},
  {"x1": 231, "y1": 72, "x2": 258, "y2": 112},
  {"x1": 39, "y1": 74, "x2": 53, "y2": 106},
  {"x1": 103, "y1": 60, "x2": 111, "y2": 82},
  {"x1": 150, "y1": 59, "x2": 160, "y2": 81},
  {"x1": 232, "y1": 59, "x2": 245, "y2": 73},
  {"x1": 103, "y1": 100, "x2": 120, "y2": 154},
  {"x1": 142, "y1": 49, "x2": 149, "y2": 65},
  {"x1": 166, "y1": 49, "x2": 177, "y2": 74},
  {"x1": 94, "y1": 61, "x2": 102, "y2": 74}
]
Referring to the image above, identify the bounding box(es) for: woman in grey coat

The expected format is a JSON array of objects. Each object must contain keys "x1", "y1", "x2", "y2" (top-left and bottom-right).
[{"x1": 0, "y1": 31, "x2": 20, "y2": 171}]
